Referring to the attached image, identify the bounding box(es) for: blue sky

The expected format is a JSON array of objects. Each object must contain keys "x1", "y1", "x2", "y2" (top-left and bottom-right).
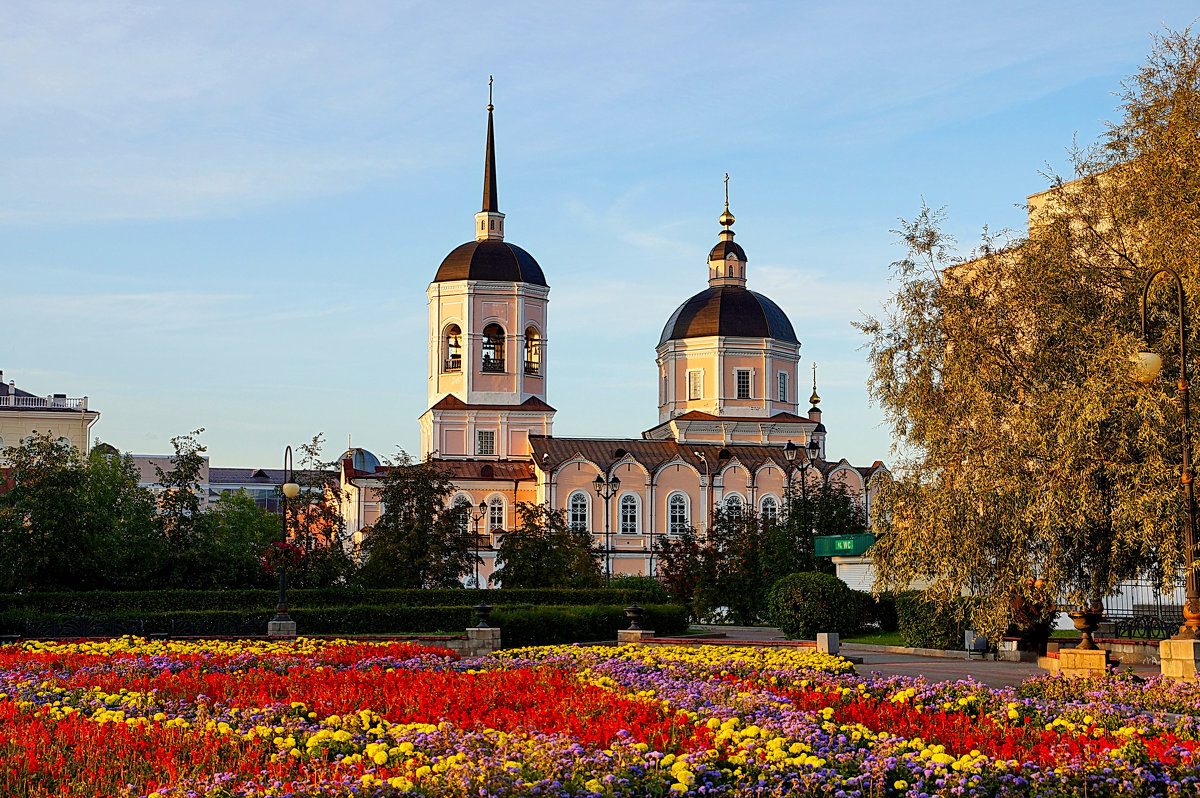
[{"x1": 1, "y1": 1, "x2": 1194, "y2": 469}]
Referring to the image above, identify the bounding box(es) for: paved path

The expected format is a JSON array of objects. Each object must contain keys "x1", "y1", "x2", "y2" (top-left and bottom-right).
[{"x1": 688, "y1": 625, "x2": 1161, "y2": 688}]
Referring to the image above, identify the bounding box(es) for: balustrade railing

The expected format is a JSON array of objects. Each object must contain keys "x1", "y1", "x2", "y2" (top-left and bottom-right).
[{"x1": 0, "y1": 395, "x2": 88, "y2": 410}]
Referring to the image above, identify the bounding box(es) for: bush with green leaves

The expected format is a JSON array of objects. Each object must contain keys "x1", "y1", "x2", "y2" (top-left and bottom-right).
[
  {"x1": 767, "y1": 572, "x2": 861, "y2": 639},
  {"x1": 895, "y1": 591, "x2": 974, "y2": 650}
]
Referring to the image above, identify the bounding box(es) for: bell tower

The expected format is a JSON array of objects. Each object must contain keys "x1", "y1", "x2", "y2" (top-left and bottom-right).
[{"x1": 419, "y1": 82, "x2": 555, "y2": 461}]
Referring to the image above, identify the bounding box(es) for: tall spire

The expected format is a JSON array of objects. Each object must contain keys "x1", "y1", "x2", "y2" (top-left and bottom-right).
[
  {"x1": 809, "y1": 362, "x2": 822, "y2": 407},
  {"x1": 482, "y1": 76, "x2": 498, "y2": 213},
  {"x1": 475, "y1": 77, "x2": 506, "y2": 241}
]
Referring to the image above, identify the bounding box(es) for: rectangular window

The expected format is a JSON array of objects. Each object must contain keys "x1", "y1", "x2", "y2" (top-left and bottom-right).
[
  {"x1": 476, "y1": 430, "x2": 495, "y2": 456},
  {"x1": 736, "y1": 370, "x2": 751, "y2": 399},
  {"x1": 778, "y1": 372, "x2": 788, "y2": 403},
  {"x1": 687, "y1": 370, "x2": 702, "y2": 400}
]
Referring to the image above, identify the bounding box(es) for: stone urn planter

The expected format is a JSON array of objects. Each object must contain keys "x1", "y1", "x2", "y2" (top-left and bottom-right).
[
  {"x1": 1068, "y1": 608, "x2": 1104, "y2": 650},
  {"x1": 472, "y1": 603, "x2": 493, "y2": 629},
  {"x1": 624, "y1": 604, "x2": 645, "y2": 631}
]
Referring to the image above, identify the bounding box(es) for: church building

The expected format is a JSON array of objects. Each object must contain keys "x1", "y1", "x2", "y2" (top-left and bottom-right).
[{"x1": 338, "y1": 97, "x2": 887, "y2": 584}]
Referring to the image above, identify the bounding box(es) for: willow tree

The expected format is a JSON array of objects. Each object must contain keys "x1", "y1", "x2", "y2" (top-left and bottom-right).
[{"x1": 858, "y1": 29, "x2": 1200, "y2": 640}]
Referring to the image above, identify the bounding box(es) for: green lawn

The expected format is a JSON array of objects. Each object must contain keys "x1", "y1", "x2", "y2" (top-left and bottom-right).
[{"x1": 842, "y1": 631, "x2": 906, "y2": 646}]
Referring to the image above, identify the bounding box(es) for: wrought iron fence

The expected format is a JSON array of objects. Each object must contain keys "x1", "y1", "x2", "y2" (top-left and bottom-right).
[{"x1": 1060, "y1": 576, "x2": 1186, "y2": 639}]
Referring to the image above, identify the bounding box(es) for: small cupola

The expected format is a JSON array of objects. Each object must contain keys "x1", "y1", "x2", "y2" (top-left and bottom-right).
[
  {"x1": 708, "y1": 173, "x2": 747, "y2": 287},
  {"x1": 808, "y1": 362, "x2": 822, "y2": 422}
]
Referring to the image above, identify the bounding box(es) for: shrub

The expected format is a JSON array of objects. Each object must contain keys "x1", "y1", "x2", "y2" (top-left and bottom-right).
[
  {"x1": 853, "y1": 591, "x2": 899, "y2": 632},
  {"x1": 4, "y1": 602, "x2": 690, "y2": 648},
  {"x1": 895, "y1": 591, "x2": 973, "y2": 650},
  {"x1": 767, "y1": 573, "x2": 861, "y2": 639},
  {"x1": 0, "y1": 587, "x2": 668, "y2": 617},
  {"x1": 607, "y1": 575, "x2": 669, "y2": 604}
]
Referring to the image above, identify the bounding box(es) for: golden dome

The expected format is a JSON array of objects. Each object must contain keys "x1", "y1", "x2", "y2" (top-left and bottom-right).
[{"x1": 719, "y1": 207, "x2": 735, "y2": 227}]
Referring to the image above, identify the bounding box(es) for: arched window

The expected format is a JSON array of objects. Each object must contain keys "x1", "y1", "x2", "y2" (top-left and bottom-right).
[
  {"x1": 727, "y1": 264, "x2": 734, "y2": 276},
  {"x1": 760, "y1": 496, "x2": 779, "y2": 524},
  {"x1": 524, "y1": 327, "x2": 540, "y2": 375},
  {"x1": 452, "y1": 494, "x2": 472, "y2": 535},
  {"x1": 488, "y1": 496, "x2": 505, "y2": 530},
  {"x1": 724, "y1": 494, "x2": 743, "y2": 515},
  {"x1": 443, "y1": 324, "x2": 462, "y2": 372},
  {"x1": 482, "y1": 324, "x2": 505, "y2": 372},
  {"x1": 568, "y1": 491, "x2": 589, "y2": 530},
  {"x1": 619, "y1": 494, "x2": 638, "y2": 534},
  {"x1": 668, "y1": 492, "x2": 688, "y2": 535}
]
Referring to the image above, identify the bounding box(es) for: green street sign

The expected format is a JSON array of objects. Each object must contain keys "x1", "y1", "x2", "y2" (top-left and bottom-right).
[{"x1": 814, "y1": 533, "x2": 876, "y2": 558}]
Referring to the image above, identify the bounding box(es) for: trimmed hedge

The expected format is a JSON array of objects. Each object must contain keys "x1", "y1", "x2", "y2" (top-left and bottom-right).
[
  {"x1": 767, "y1": 573, "x2": 862, "y2": 640},
  {"x1": 853, "y1": 591, "x2": 900, "y2": 633},
  {"x1": 0, "y1": 603, "x2": 689, "y2": 648},
  {"x1": 0, "y1": 588, "x2": 666, "y2": 616},
  {"x1": 895, "y1": 591, "x2": 973, "y2": 650}
]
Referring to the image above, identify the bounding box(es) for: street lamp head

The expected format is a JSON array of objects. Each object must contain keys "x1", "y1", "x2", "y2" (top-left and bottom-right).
[
  {"x1": 1132, "y1": 350, "x2": 1163, "y2": 385},
  {"x1": 610, "y1": 474, "x2": 620, "y2": 491},
  {"x1": 593, "y1": 473, "x2": 605, "y2": 494},
  {"x1": 478, "y1": 500, "x2": 487, "y2": 513},
  {"x1": 784, "y1": 440, "x2": 798, "y2": 463},
  {"x1": 807, "y1": 439, "x2": 821, "y2": 460},
  {"x1": 281, "y1": 482, "x2": 300, "y2": 499}
]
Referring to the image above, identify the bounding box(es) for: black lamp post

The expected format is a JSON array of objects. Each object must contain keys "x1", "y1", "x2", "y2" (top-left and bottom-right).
[
  {"x1": 470, "y1": 500, "x2": 487, "y2": 588},
  {"x1": 593, "y1": 471, "x2": 621, "y2": 586},
  {"x1": 1136, "y1": 267, "x2": 1200, "y2": 639},
  {"x1": 273, "y1": 445, "x2": 301, "y2": 626}
]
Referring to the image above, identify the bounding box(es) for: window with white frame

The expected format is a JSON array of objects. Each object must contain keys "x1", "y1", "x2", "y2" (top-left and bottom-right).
[
  {"x1": 488, "y1": 496, "x2": 505, "y2": 530},
  {"x1": 687, "y1": 370, "x2": 702, "y2": 400},
  {"x1": 778, "y1": 372, "x2": 788, "y2": 403},
  {"x1": 668, "y1": 492, "x2": 688, "y2": 534},
  {"x1": 453, "y1": 495, "x2": 472, "y2": 534},
  {"x1": 736, "y1": 370, "x2": 751, "y2": 399},
  {"x1": 619, "y1": 494, "x2": 638, "y2": 534},
  {"x1": 724, "y1": 494, "x2": 743, "y2": 515},
  {"x1": 761, "y1": 496, "x2": 779, "y2": 524},
  {"x1": 568, "y1": 491, "x2": 589, "y2": 530},
  {"x1": 476, "y1": 430, "x2": 495, "y2": 456}
]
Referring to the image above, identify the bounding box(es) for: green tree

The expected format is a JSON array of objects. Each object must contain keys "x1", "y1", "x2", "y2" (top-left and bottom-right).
[
  {"x1": 856, "y1": 30, "x2": 1200, "y2": 640},
  {"x1": 154, "y1": 429, "x2": 206, "y2": 539},
  {"x1": 195, "y1": 490, "x2": 281, "y2": 589},
  {"x1": 357, "y1": 451, "x2": 475, "y2": 588},
  {"x1": 653, "y1": 526, "x2": 717, "y2": 621},
  {"x1": 286, "y1": 433, "x2": 356, "y2": 588},
  {"x1": 709, "y1": 508, "x2": 771, "y2": 624},
  {"x1": 0, "y1": 434, "x2": 94, "y2": 591},
  {"x1": 85, "y1": 446, "x2": 161, "y2": 590},
  {"x1": 490, "y1": 502, "x2": 602, "y2": 588}
]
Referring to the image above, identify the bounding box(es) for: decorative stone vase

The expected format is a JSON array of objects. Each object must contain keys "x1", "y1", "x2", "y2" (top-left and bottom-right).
[
  {"x1": 472, "y1": 603, "x2": 493, "y2": 629},
  {"x1": 624, "y1": 604, "x2": 645, "y2": 631},
  {"x1": 1069, "y1": 609, "x2": 1104, "y2": 650}
]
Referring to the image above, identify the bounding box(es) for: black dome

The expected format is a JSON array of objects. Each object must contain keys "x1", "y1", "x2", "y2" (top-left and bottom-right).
[
  {"x1": 708, "y1": 240, "x2": 748, "y2": 261},
  {"x1": 433, "y1": 239, "x2": 547, "y2": 286},
  {"x1": 659, "y1": 286, "x2": 798, "y2": 345}
]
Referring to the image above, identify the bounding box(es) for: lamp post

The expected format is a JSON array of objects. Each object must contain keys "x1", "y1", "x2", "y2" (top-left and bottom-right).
[
  {"x1": 783, "y1": 440, "x2": 798, "y2": 502},
  {"x1": 693, "y1": 450, "x2": 711, "y2": 535},
  {"x1": 470, "y1": 500, "x2": 487, "y2": 588},
  {"x1": 1135, "y1": 267, "x2": 1200, "y2": 639},
  {"x1": 593, "y1": 471, "x2": 621, "y2": 586},
  {"x1": 271, "y1": 445, "x2": 301, "y2": 637}
]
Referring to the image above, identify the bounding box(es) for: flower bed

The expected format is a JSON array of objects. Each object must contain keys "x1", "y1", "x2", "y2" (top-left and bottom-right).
[{"x1": 0, "y1": 637, "x2": 1198, "y2": 795}]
